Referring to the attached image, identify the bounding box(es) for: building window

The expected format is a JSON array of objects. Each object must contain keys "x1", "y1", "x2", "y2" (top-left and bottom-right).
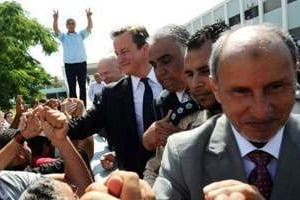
[
  {"x1": 288, "y1": 0, "x2": 297, "y2": 3},
  {"x1": 263, "y1": 0, "x2": 281, "y2": 13},
  {"x1": 216, "y1": 18, "x2": 225, "y2": 23},
  {"x1": 229, "y1": 14, "x2": 240, "y2": 26},
  {"x1": 289, "y1": 27, "x2": 300, "y2": 44},
  {"x1": 245, "y1": 5, "x2": 259, "y2": 20}
]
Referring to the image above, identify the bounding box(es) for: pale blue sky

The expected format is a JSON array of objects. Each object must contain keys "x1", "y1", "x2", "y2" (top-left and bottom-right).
[{"x1": 15, "y1": 0, "x2": 222, "y2": 78}]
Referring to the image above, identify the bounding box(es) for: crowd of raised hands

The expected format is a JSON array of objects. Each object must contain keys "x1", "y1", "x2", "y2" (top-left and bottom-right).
[{"x1": 0, "y1": 96, "x2": 156, "y2": 199}]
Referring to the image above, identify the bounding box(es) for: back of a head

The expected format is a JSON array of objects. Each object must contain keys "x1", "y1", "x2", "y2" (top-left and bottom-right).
[
  {"x1": 209, "y1": 23, "x2": 299, "y2": 81},
  {"x1": 0, "y1": 128, "x2": 17, "y2": 149},
  {"x1": 19, "y1": 178, "x2": 60, "y2": 200}
]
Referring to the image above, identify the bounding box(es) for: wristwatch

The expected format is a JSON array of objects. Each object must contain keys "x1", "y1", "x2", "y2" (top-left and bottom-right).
[{"x1": 14, "y1": 130, "x2": 26, "y2": 145}]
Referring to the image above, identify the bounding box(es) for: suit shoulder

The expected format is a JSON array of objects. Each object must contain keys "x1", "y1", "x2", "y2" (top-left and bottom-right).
[
  {"x1": 104, "y1": 76, "x2": 129, "y2": 89},
  {"x1": 167, "y1": 114, "x2": 222, "y2": 154},
  {"x1": 102, "y1": 76, "x2": 130, "y2": 94}
]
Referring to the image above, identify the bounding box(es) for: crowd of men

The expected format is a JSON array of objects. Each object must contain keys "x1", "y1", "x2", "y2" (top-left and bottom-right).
[{"x1": 0, "y1": 8, "x2": 300, "y2": 200}]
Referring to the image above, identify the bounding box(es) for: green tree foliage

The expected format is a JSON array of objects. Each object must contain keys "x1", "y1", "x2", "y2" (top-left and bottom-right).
[{"x1": 0, "y1": 1, "x2": 58, "y2": 110}]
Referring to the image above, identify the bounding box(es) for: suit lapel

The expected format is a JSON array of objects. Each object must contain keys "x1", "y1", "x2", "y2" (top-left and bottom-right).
[
  {"x1": 203, "y1": 115, "x2": 247, "y2": 184},
  {"x1": 116, "y1": 76, "x2": 139, "y2": 137},
  {"x1": 126, "y1": 76, "x2": 138, "y2": 134},
  {"x1": 271, "y1": 115, "x2": 300, "y2": 200}
]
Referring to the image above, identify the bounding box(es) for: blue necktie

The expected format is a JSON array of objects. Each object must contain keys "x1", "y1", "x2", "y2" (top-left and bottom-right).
[{"x1": 141, "y1": 78, "x2": 154, "y2": 131}]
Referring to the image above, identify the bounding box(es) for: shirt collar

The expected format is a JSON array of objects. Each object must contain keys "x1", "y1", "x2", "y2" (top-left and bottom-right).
[
  {"x1": 67, "y1": 31, "x2": 77, "y2": 35},
  {"x1": 176, "y1": 90, "x2": 185, "y2": 103},
  {"x1": 131, "y1": 67, "x2": 159, "y2": 91},
  {"x1": 231, "y1": 124, "x2": 284, "y2": 159}
]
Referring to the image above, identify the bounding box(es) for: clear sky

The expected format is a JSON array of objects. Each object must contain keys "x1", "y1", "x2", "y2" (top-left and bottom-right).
[{"x1": 15, "y1": 0, "x2": 223, "y2": 78}]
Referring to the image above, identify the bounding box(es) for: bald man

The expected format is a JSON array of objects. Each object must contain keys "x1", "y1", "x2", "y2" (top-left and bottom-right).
[
  {"x1": 97, "y1": 55, "x2": 123, "y2": 84},
  {"x1": 88, "y1": 55, "x2": 123, "y2": 104},
  {"x1": 153, "y1": 24, "x2": 300, "y2": 200}
]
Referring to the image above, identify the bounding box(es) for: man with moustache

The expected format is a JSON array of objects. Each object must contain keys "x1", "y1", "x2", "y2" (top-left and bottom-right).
[
  {"x1": 143, "y1": 24, "x2": 197, "y2": 152},
  {"x1": 153, "y1": 24, "x2": 300, "y2": 200},
  {"x1": 142, "y1": 25, "x2": 199, "y2": 186}
]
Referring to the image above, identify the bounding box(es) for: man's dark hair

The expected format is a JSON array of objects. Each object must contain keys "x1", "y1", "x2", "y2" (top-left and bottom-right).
[
  {"x1": 0, "y1": 128, "x2": 17, "y2": 149},
  {"x1": 66, "y1": 18, "x2": 75, "y2": 24},
  {"x1": 186, "y1": 21, "x2": 230, "y2": 50},
  {"x1": 19, "y1": 178, "x2": 60, "y2": 200},
  {"x1": 111, "y1": 25, "x2": 149, "y2": 49},
  {"x1": 4, "y1": 111, "x2": 13, "y2": 120}
]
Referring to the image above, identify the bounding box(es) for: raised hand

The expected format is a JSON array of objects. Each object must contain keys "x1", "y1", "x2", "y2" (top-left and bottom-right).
[
  {"x1": 61, "y1": 98, "x2": 85, "y2": 118},
  {"x1": 143, "y1": 110, "x2": 181, "y2": 150},
  {"x1": 15, "y1": 95, "x2": 28, "y2": 115},
  {"x1": 100, "y1": 152, "x2": 116, "y2": 170},
  {"x1": 40, "y1": 106, "x2": 69, "y2": 146},
  {"x1": 203, "y1": 180, "x2": 265, "y2": 200},
  {"x1": 43, "y1": 98, "x2": 60, "y2": 110},
  {"x1": 86, "y1": 8, "x2": 92, "y2": 18},
  {"x1": 53, "y1": 10, "x2": 59, "y2": 20},
  {"x1": 19, "y1": 107, "x2": 43, "y2": 139},
  {"x1": 61, "y1": 98, "x2": 77, "y2": 118},
  {"x1": 84, "y1": 171, "x2": 155, "y2": 200}
]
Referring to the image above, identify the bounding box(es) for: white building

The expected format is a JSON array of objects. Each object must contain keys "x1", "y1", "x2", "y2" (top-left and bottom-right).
[{"x1": 185, "y1": 0, "x2": 300, "y2": 44}]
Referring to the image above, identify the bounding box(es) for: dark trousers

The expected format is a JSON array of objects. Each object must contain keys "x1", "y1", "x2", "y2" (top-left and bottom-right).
[{"x1": 65, "y1": 62, "x2": 87, "y2": 106}]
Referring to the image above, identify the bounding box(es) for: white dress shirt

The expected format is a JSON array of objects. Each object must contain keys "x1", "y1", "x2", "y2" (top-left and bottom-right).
[
  {"x1": 131, "y1": 68, "x2": 163, "y2": 136},
  {"x1": 232, "y1": 125, "x2": 284, "y2": 180},
  {"x1": 88, "y1": 81, "x2": 104, "y2": 101}
]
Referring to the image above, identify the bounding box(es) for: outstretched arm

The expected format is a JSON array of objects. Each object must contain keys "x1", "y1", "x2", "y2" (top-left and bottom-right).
[
  {"x1": 86, "y1": 8, "x2": 93, "y2": 33},
  {"x1": 0, "y1": 109, "x2": 42, "y2": 170},
  {"x1": 0, "y1": 136, "x2": 20, "y2": 170},
  {"x1": 40, "y1": 106, "x2": 93, "y2": 196},
  {"x1": 53, "y1": 10, "x2": 60, "y2": 36}
]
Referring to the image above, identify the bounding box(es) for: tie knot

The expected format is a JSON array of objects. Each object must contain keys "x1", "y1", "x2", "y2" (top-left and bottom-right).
[
  {"x1": 140, "y1": 78, "x2": 149, "y2": 85},
  {"x1": 247, "y1": 150, "x2": 273, "y2": 166}
]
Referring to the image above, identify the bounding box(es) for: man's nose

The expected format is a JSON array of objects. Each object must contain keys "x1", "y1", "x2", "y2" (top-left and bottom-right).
[{"x1": 249, "y1": 94, "x2": 273, "y2": 120}]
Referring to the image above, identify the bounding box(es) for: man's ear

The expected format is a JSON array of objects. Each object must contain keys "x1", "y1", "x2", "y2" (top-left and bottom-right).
[
  {"x1": 209, "y1": 77, "x2": 221, "y2": 104},
  {"x1": 141, "y1": 43, "x2": 149, "y2": 57}
]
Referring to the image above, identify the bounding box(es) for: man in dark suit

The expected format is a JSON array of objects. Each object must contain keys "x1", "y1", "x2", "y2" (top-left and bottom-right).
[
  {"x1": 60, "y1": 25, "x2": 162, "y2": 177},
  {"x1": 153, "y1": 24, "x2": 300, "y2": 200}
]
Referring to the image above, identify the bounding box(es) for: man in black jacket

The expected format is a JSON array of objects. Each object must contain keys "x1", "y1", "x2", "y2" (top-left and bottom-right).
[{"x1": 66, "y1": 25, "x2": 162, "y2": 177}]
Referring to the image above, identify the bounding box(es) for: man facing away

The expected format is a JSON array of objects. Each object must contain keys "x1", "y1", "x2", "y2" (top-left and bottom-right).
[
  {"x1": 53, "y1": 9, "x2": 93, "y2": 107},
  {"x1": 153, "y1": 24, "x2": 300, "y2": 200}
]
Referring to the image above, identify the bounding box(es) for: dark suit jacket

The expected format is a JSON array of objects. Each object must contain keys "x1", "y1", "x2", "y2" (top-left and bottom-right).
[
  {"x1": 154, "y1": 90, "x2": 180, "y2": 120},
  {"x1": 68, "y1": 76, "x2": 153, "y2": 177},
  {"x1": 154, "y1": 90, "x2": 199, "y2": 126},
  {"x1": 153, "y1": 114, "x2": 300, "y2": 200}
]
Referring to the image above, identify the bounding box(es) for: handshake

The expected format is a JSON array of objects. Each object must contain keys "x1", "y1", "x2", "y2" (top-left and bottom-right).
[{"x1": 18, "y1": 103, "x2": 70, "y2": 147}]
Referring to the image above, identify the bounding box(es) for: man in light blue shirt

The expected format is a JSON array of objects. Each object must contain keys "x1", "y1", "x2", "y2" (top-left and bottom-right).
[{"x1": 53, "y1": 9, "x2": 93, "y2": 107}]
